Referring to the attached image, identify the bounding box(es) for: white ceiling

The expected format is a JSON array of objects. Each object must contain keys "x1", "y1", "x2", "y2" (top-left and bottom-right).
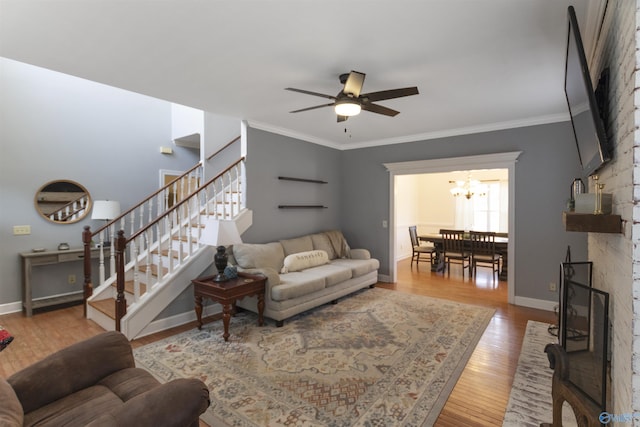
[{"x1": 0, "y1": 0, "x2": 604, "y2": 150}]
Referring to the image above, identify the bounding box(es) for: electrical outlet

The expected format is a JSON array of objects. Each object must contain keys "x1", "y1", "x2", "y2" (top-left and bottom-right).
[
  {"x1": 68, "y1": 274, "x2": 76, "y2": 285},
  {"x1": 549, "y1": 282, "x2": 557, "y2": 292},
  {"x1": 13, "y1": 225, "x2": 31, "y2": 235}
]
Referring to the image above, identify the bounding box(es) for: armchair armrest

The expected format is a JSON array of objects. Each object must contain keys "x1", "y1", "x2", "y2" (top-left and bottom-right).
[
  {"x1": 8, "y1": 331, "x2": 135, "y2": 414},
  {"x1": 86, "y1": 378, "x2": 210, "y2": 427},
  {"x1": 349, "y1": 249, "x2": 371, "y2": 260}
]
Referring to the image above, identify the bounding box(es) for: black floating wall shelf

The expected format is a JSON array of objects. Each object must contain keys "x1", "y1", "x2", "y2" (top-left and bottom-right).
[
  {"x1": 278, "y1": 176, "x2": 328, "y2": 184},
  {"x1": 278, "y1": 205, "x2": 328, "y2": 209},
  {"x1": 278, "y1": 176, "x2": 327, "y2": 209}
]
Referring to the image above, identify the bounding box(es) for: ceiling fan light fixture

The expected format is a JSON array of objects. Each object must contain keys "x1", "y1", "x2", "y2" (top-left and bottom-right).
[{"x1": 334, "y1": 100, "x2": 361, "y2": 117}]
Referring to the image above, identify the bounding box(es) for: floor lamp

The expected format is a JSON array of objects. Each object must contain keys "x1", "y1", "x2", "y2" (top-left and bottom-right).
[{"x1": 91, "y1": 200, "x2": 121, "y2": 246}]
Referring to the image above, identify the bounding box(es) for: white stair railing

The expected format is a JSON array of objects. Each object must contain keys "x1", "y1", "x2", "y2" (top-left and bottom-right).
[{"x1": 83, "y1": 157, "x2": 245, "y2": 331}]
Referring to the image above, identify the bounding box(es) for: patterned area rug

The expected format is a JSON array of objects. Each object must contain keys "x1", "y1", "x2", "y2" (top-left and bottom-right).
[
  {"x1": 503, "y1": 321, "x2": 578, "y2": 426},
  {"x1": 134, "y1": 288, "x2": 494, "y2": 426}
]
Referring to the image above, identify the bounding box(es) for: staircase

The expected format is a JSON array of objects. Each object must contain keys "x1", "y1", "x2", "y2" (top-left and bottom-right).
[{"x1": 82, "y1": 156, "x2": 250, "y2": 339}]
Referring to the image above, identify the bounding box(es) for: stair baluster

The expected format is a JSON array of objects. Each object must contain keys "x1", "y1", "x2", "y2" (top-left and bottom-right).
[
  {"x1": 83, "y1": 156, "x2": 246, "y2": 337},
  {"x1": 115, "y1": 230, "x2": 127, "y2": 332}
]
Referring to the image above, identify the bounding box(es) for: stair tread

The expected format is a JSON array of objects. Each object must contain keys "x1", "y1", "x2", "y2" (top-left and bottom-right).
[
  {"x1": 151, "y1": 248, "x2": 182, "y2": 258},
  {"x1": 112, "y1": 280, "x2": 147, "y2": 295},
  {"x1": 88, "y1": 298, "x2": 116, "y2": 320},
  {"x1": 138, "y1": 264, "x2": 169, "y2": 276},
  {"x1": 91, "y1": 281, "x2": 146, "y2": 320},
  {"x1": 172, "y1": 235, "x2": 198, "y2": 243}
]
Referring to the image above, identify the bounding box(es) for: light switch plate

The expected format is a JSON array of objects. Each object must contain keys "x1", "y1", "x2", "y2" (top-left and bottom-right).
[{"x1": 13, "y1": 225, "x2": 31, "y2": 235}]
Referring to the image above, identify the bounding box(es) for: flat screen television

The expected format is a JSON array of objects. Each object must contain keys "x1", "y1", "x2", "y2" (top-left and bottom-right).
[{"x1": 564, "y1": 5, "x2": 610, "y2": 177}]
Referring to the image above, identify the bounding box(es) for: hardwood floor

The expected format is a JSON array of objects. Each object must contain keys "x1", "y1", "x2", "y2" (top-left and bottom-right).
[{"x1": 0, "y1": 258, "x2": 555, "y2": 426}]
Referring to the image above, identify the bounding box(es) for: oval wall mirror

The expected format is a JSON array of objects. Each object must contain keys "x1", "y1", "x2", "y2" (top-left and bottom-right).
[{"x1": 34, "y1": 180, "x2": 92, "y2": 224}]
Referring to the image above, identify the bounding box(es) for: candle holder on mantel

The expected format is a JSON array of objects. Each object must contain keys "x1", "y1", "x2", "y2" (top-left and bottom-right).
[
  {"x1": 595, "y1": 183, "x2": 605, "y2": 215},
  {"x1": 591, "y1": 175, "x2": 605, "y2": 215}
]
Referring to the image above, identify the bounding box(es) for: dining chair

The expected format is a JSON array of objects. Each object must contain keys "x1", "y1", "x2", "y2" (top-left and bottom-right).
[
  {"x1": 440, "y1": 229, "x2": 471, "y2": 278},
  {"x1": 408, "y1": 226, "x2": 435, "y2": 268},
  {"x1": 470, "y1": 231, "x2": 501, "y2": 280}
]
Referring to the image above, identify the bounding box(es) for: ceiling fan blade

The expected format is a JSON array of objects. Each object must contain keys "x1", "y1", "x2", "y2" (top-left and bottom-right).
[
  {"x1": 290, "y1": 103, "x2": 335, "y2": 113},
  {"x1": 361, "y1": 87, "x2": 419, "y2": 103},
  {"x1": 285, "y1": 87, "x2": 336, "y2": 100},
  {"x1": 342, "y1": 71, "x2": 366, "y2": 97},
  {"x1": 361, "y1": 102, "x2": 400, "y2": 117},
  {"x1": 337, "y1": 115, "x2": 349, "y2": 123}
]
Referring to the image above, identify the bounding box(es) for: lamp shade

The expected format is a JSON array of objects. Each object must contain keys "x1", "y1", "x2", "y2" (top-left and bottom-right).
[
  {"x1": 91, "y1": 200, "x2": 121, "y2": 220},
  {"x1": 199, "y1": 219, "x2": 242, "y2": 247}
]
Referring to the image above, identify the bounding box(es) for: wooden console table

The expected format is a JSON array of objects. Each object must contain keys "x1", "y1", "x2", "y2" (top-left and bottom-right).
[
  {"x1": 192, "y1": 272, "x2": 266, "y2": 342},
  {"x1": 20, "y1": 247, "x2": 107, "y2": 317}
]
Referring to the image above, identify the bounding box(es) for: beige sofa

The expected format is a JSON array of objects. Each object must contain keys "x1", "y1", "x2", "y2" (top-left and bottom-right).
[{"x1": 231, "y1": 230, "x2": 379, "y2": 326}]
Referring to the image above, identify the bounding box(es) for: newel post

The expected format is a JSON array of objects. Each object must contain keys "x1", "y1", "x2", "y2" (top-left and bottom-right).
[
  {"x1": 82, "y1": 226, "x2": 93, "y2": 317},
  {"x1": 115, "y1": 230, "x2": 127, "y2": 332}
]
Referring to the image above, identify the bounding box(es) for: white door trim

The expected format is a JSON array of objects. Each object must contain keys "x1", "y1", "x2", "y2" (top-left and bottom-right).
[{"x1": 384, "y1": 151, "x2": 522, "y2": 304}]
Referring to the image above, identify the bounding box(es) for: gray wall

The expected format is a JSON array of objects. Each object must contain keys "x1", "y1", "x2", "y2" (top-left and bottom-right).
[
  {"x1": 0, "y1": 58, "x2": 200, "y2": 306},
  {"x1": 1, "y1": 58, "x2": 590, "y2": 310},
  {"x1": 343, "y1": 122, "x2": 588, "y2": 303},
  {"x1": 243, "y1": 128, "x2": 342, "y2": 243},
  {"x1": 244, "y1": 122, "x2": 588, "y2": 304}
]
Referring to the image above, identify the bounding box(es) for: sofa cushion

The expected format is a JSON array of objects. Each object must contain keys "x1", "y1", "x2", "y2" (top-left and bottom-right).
[
  {"x1": 271, "y1": 273, "x2": 326, "y2": 301},
  {"x1": 310, "y1": 233, "x2": 337, "y2": 259},
  {"x1": 23, "y1": 385, "x2": 124, "y2": 427},
  {"x1": 232, "y1": 242, "x2": 285, "y2": 271},
  {"x1": 308, "y1": 263, "x2": 353, "y2": 287},
  {"x1": 0, "y1": 377, "x2": 23, "y2": 427},
  {"x1": 281, "y1": 250, "x2": 329, "y2": 273},
  {"x1": 279, "y1": 235, "x2": 313, "y2": 256},
  {"x1": 330, "y1": 258, "x2": 380, "y2": 277},
  {"x1": 98, "y1": 368, "x2": 161, "y2": 402}
]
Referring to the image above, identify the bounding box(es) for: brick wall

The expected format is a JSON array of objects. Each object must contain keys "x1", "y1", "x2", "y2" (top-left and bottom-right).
[{"x1": 590, "y1": 0, "x2": 638, "y2": 415}]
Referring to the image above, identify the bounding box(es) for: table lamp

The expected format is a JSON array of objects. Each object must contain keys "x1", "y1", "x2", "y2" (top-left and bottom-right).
[
  {"x1": 91, "y1": 200, "x2": 121, "y2": 246},
  {"x1": 199, "y1": 218, "x2": 242, "y2": 282}
]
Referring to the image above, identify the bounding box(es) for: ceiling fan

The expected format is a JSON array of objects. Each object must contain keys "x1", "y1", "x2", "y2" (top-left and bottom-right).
[{"x1": 285, "y1": 70, "x2": 419, "y2": 122}]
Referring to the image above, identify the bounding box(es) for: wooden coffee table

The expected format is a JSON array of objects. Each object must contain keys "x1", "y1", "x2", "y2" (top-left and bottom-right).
[{"x1": 192, "y1": 272, "x2": 266, "y2": 342}]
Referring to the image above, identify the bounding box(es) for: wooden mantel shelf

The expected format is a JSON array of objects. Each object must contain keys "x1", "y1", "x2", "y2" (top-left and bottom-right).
[{"x1": 563, "y1": 211, "x2": 622, "y2": 233}]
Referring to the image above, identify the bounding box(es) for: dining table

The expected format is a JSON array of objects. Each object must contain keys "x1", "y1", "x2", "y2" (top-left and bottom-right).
[{"x1": 418, "y1": 232, "x2": 509, "y2": 281}]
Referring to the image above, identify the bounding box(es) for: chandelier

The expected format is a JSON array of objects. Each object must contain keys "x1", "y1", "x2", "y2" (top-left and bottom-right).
[{"x1": 450, "y1": 174, "x2": 487, "y2": 199}]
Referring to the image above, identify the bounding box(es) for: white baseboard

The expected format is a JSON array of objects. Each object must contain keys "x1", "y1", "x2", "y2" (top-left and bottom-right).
[
  {"x1": 0, "y1": 298, "x2": 224, "y2": 342},
  {"x1": 134, "y1": 303, "x2": 223, "y2": 340},
  {"x1": 0, "y1": 301, "x2": 22, "y2": 315},
  {"x1": 0, "y1": 291, "x2": 83, "y2": 316},
  {"x1": 514, "y1": 296, "x2": 557, "y2": 313},
  {"x1": 377, "y1": 274, "x2": 392, "y2": 283}
]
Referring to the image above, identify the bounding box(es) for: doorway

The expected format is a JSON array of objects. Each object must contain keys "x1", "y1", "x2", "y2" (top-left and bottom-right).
[
  {"x1": 384, "y1": 151, "x2": 522, "y2": 304},
  {"x1": 159, "y1": 169, "x2": 199, "y2": 209}
]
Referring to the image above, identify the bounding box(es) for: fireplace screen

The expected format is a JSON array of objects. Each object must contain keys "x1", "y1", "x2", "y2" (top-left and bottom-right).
[{"x1": 559, "y1": 261, "x2": 609, "y2": 412}]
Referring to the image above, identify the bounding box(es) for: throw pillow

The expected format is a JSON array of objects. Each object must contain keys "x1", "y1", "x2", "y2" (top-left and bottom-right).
[
  {"x1": 279, "y1": 235, "x2": 314, "y2": 256},
  {"x1": 281, "y1": 250, "x2": 329, "y2": 273},
  {"x1": 232, "y1": 242, "x2": 285, "y2": 271},
  {"x1": 310, "y1": 233, "x2": 337, "y2": 259}
]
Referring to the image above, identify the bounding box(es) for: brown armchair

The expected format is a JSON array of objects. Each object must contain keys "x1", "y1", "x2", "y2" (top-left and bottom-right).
[{"x1": 0, "y1": 331, "x2": 210, "y2": 427}]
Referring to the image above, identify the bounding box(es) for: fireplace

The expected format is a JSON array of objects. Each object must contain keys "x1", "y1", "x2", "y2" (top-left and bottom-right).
[{"x1": 542, "y1": 261, "x2": 610, "y2": 426}]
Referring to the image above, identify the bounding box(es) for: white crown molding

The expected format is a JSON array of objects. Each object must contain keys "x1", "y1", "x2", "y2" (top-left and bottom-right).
[
  {"x1": 384, "y1": 151, "x2": 523, "y2": 174},
  {"x1": 246, "y1": 120, "x2": 342, "y2": 150},
  {"x1": 249, "y1": 113, "x2": 569, "y2": 151}
]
